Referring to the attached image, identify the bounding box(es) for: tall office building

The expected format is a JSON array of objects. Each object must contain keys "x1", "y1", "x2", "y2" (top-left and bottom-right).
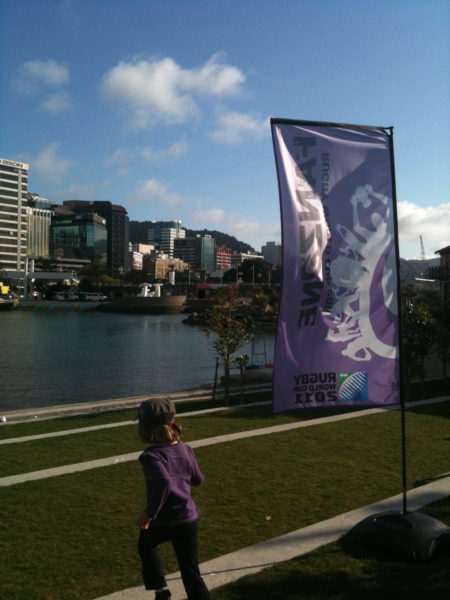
[
  {"x1": 216, "y1": 245, "x2": 232, "y2": 270},
  {"x1": 51, "y1": 205, "x2": 108, "y2": 263},
  {"x1": 261, "y1": 241, "x2": 282, "y2": 265},
  {"x1": 26, "y1": 194, "x2": 53, "y2": 259},
  {"x1": 0, "y1": 157, "x2": 29, "y2": 270},
  {"x1": 174, "y1": 234, "x2": 216, "y2": 274},
  {"x1": 63, "y1": 201, "x2": 129, "y2": 274},
  {"x1": 147, "y1": 220, "x2": 185, "y2": 258}
]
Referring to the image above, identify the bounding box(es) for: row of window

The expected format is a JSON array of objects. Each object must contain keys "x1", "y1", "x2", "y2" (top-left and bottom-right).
[
  {"x1": 0, "y1": 181, "x2": 19, "y2": 190},
  {"x1": 0, "y1": 173, "x2": 21, "y2": 182},
  {"x1": 0, "y1": 164, "x2": 28, "y2": 174},
  {"x1": 0, "y1": 188, "x2": 28, "y2": 198}
]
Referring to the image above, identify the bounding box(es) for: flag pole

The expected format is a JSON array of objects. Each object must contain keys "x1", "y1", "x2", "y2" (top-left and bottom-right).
[{"x1": 387, "y1": 126, "x2": 408, "y2": 515}]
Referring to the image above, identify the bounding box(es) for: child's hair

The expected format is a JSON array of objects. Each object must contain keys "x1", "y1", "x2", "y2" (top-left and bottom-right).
[
  {"x1": 137, "y1": 398, "x2": 182, "y2": 445},
  {"x1": 138, "y1": 420, "x2": 182, "y2": 445}
]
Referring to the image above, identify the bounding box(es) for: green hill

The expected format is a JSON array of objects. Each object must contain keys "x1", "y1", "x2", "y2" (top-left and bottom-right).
[{"x1": 129, "y1": 221, "x2": 256, "y2": 253}]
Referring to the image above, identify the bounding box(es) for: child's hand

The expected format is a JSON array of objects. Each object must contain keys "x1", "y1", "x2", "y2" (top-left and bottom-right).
[{"x1": 138, "y1": 512, "x2": 152, "y2": 529}]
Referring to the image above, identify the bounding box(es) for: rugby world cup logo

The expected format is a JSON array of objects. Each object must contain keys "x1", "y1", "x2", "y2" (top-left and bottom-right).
[{"x1": 339, "y1": 371, "x2": 368, "y2": 402}]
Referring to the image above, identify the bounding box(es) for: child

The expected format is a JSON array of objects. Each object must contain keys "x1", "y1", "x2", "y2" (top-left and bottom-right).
[{"x1": 137, "y1": 398, "x2": 211, "y2": 600}]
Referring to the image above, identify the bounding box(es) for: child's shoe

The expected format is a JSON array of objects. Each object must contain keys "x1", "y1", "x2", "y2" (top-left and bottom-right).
[{"x1": 155, "y1": 590, "x2": 171, "y2": 599}]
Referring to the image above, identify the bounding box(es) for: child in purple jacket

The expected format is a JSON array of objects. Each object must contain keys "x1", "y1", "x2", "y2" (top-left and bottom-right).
[{"x1": 137, "y1": 398, "x2": 211, "y2": 600}]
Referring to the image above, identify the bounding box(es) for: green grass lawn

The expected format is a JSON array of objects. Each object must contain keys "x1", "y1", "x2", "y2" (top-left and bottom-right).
[
  {"x1": 0, "y1": 401, "x2": 372, "y2": 477},
  {"x1": 210, "y1": 496, "x2": 450, "y2": 600},
  {"x1": 0, "y1": 399, "x2": 449, "y2": 600}
]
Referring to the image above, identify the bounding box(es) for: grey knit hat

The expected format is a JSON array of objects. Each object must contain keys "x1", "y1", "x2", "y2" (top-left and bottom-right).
[{"x1": 137, "y1": 398, "x2": 176, "y2": 425}]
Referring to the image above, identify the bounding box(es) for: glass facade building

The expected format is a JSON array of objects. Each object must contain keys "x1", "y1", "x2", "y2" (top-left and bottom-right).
[
  {"x1": 51, "y1": 210, "x2": 107, "y2": 263},
  {"x1": 63, "y1": 201, "x2": 129, "y2": 274},
  {"x1": 174, "y1": 234, "x2": 216, "y2": 274}
]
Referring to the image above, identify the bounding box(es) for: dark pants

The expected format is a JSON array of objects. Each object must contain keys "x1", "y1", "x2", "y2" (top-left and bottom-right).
[{"x1": 138, "y1": 520, "x2": 210, "y2": 600}]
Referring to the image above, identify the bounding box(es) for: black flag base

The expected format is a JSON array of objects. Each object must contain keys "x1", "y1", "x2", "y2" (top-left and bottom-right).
[{"x1": 346, "y1": 511, "x2": 450, "y2": 561}]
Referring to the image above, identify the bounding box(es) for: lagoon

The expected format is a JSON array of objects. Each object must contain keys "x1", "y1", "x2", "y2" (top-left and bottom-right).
[{"x1": 0, "y1": 310, "x2": 274, "y2": 411}]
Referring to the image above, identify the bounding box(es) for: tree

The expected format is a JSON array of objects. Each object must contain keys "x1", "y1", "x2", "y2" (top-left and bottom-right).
[
  {"x1": 202, "y1": 288, "x2": 254, "y2": 404},
  {"x1": 122, "y1": 269, "x2": 151, "y2": 285},
  {"x1": 401, "y1": 297, "x2": 437, "y2": 400},
  {"x1": 239, "y1": 259, "x2": 271, "y2": 284}
]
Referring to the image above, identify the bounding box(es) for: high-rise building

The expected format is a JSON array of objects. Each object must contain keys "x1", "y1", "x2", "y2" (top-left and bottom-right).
[
  {"x1": 216, "y1": 245, "x2": 231, "y2": 270},
  {"x1": 261, "y1": 241, "x2": 282, "y2": 265},
  {"x1": 147, "y1": 220, "x2": 185, "y2": 258},
  {"x1": 0, "y1": 157, "x2": 29, "y2": 270},
  {"x1": 174, "y1": 234, "x2": 216, "y2": 274},
  {"x1": 63, "y1": 201, "x2": 129, "y2": 274},
  {"x1": 51, "y1": 205, "x2": 107, "y2": 263},
  {"x1": 26, "y1": 194, "x2": 53, "y2": 259}
]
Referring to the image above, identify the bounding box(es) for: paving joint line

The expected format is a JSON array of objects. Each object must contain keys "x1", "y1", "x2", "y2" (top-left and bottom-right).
[{"x1": 1, "y1": 396, "x2": 448, "y2": 487}]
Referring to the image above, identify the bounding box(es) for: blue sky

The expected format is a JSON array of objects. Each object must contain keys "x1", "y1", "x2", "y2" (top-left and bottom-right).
[{"x1": 1, "y1": 0, "x2": 449, "y2": 258}]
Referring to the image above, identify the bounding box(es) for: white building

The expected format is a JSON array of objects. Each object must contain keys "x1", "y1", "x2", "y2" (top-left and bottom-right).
[
  {"x1": 147, "y1": 220, "x2": 185, "y2": 258},
  {"x1": 0, "y1": 157, "x2": 29, "y2": 270},
  {"x1": 261, "y1": 241, "x2": 282, "y2": 265},
  {"x1": 230, "y1": 252, "x2": 263, "y2": 266}
]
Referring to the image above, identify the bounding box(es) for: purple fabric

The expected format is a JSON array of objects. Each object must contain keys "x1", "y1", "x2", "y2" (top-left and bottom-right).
[
  {"x1": 271, "y1": 122, "x2": 400, "y2": 412},
  {"x1": 139, "y1": 441, "x2": 204, "y2": 525}
]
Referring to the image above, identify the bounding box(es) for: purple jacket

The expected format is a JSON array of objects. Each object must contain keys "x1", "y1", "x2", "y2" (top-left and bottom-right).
[{"x1": 139, "y1": 441, "x2": 204, "y2": 526}]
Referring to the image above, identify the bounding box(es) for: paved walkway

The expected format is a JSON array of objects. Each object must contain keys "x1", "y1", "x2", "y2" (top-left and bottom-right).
[
  {"x1": 94, "y1": 477, "x2": 450, "y2": 600},
  {"x1": 2, "y1": 397, "x2": 448, "y2": 487}
]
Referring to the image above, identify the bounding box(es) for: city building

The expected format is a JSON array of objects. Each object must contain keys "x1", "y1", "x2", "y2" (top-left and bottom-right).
[
  {"x1": 144, "y1": 252, "x2": 188, "y2": 280},
  {"x1": 0, "y1": 157, "x2": 29, "y2": 270},
  {"x1": 51, "y1": 205, "x2": 107, "y2": 264},
  {"x1": 26, "y1": 194, "x2": 53, "y2": 259},
  {"x1": 230, "y1": 251, "x2": 263, "y2": 266},
  {"x1": 216, "y1": 245, "x2": 232, "y2": 270},
  {"x1": 63, "y1": 201, "x2": 129, "y2": 274},
  {"x1": 174, "y1": 234, "x2": 216, "y2": 274},
  {"x1": 261, "y1": 241, "x2": 282, "y2": 265},
  {"x1": 129, "y1": 243, "x2": 155, "y2": 271},
  {"x1": 131, "y1": 243, "x2": 154, "y2": 255},
  {"x1": 147, "y1": 220, "x2": 185, "y2": 258}
]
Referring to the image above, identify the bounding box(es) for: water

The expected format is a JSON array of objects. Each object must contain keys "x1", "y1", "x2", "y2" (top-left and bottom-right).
[{"x1": 0, "y1": 310, "x2": 274, "y2": 411}]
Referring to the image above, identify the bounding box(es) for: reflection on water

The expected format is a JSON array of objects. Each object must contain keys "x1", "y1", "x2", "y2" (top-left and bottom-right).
[{"x1": 0, "y1": 311, "x2": 274, "y2": 411}]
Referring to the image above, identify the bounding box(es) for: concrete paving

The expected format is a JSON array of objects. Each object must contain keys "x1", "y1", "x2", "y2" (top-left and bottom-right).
[{"x1": 94, "y1": 477, "x2": 450, "y2": 600}]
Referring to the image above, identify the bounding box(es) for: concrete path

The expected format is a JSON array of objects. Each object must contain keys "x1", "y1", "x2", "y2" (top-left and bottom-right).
[
  {"x1": 1, "y1": 397, "x2": 448, "y2": 488},
  {"x1": 94, "y1": 477, "x2": 450, "y2": 600}
]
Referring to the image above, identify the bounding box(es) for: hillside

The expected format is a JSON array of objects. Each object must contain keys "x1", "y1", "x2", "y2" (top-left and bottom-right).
[
  {"x1": 399, "y1": 257, "x2": 439, "y2": 285},
  {"x1": 129, "y1": 221, "x2": 256, "y2": 253}
]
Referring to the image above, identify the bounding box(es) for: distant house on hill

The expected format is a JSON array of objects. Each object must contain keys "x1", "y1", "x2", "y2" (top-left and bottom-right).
[{"x1": 428, "y1": 245, "x2": 450, "y2": 301}]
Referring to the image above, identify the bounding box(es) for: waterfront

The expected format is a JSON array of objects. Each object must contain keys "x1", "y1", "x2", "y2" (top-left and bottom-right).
[{"x1": 0, "y1": 311, "x2": 274, "y2": 412}]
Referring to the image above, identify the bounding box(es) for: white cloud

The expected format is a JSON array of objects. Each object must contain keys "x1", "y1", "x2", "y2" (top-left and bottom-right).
[
  {"x1": 211, "y1": 108, "x2": 270, "y2": 144},
  {"x1": 129, "y1": 178, "x2": 184, "y2": 207},
  {"x1": 141, "y1": 138, "x2": 189, "y2": 162},
  {"x1": 14, "y1": 59, "x2": 70, "y2": 94},
  {"x1": 192, "y1": 208, "x2": 226, "y2": 225},
  {"x1": 100, "y1": 53, "x2": 245, "y2": 128},
  {"x1": 191, "y1": 206, "x2": 279, "y2": 250},
  {"x1": 30, "y1": 143, "x2": 73, "y2": 185},
  {"x1": 397, "y1": 201, "x2": 450, "y2": 255},
  {"x1": 106, "y1": 147, "x2": 134, "y2": 165},
  {"x1": 40, "y1": 91, "x2": 72, "y2": 113}
]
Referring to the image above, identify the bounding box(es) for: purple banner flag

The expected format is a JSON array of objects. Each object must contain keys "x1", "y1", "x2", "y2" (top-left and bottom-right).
[{"x1": 271, "y1": 120, "x2": 400, "y2": 412}]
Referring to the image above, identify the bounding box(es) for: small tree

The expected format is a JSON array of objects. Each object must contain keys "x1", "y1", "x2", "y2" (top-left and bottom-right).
[
  {"x1": 202, "y1": 288, "x2": 254, "y2": 404},
  {"x1": 401, "y1": 298, "x2": 436, "y2": 400}
]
